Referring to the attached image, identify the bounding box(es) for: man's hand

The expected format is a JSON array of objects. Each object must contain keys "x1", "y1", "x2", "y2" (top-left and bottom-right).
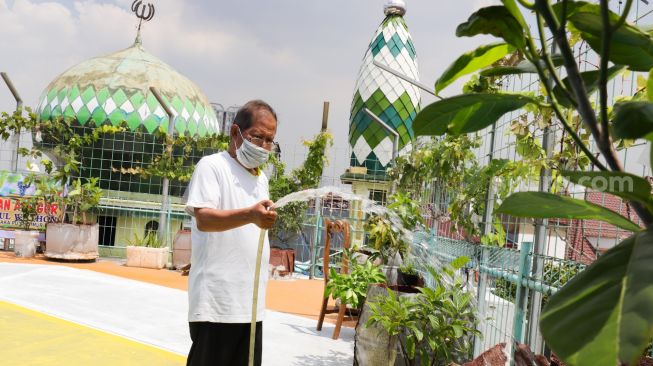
[
  {"x1": 249, "y1": 200, "x2": 277, "y2": 229},
  {"x1": 194, "y1": 200, "x2": 277, "y2": 232}
]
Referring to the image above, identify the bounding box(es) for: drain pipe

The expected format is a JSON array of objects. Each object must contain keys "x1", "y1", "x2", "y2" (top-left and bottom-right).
[
  {"x1": 149, "y1": 87, "x2": 175, "y2": 250},
  {"x1": 1, "y1": 72, "x2": 23, "y2": 172}
]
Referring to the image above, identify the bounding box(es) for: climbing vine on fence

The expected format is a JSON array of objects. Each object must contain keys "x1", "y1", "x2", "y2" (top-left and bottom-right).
[
  {"x1": 135, "y1": 128, "x2": 230, "y2": 183},
  {"x1": 268, "y1": 131, "x2": 333, "y2": 244}
]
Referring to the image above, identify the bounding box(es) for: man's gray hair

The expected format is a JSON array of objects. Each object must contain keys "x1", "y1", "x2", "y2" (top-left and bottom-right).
[{"x1": 233, "y1": 100, "x2": 277, "y2": 130}]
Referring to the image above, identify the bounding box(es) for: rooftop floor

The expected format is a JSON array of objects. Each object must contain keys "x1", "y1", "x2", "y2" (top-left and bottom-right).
[{"x1": 0, "y1": 252, "x2": 355, "y2": 365}]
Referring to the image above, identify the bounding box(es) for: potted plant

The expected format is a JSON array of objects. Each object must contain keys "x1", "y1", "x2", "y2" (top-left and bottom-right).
[
  {"x1": 45, "y1": 178, "x2": 102, "y2": 260},
  {"x1": 353, "y1": 282, "x2": 400, "y2": 366},
  {"x1": 365, "y1": 192, "x2": 425, "y2": 285},
  {"x1": 397, "y1": 260, "x2": 424, "y2": 288},
  {"x1": 324, "y1": 253, "x2": 387, "y2": 311},
  {"x1": 125, "y1": 231, "x2": 167, "y2": 269},
  {"x1": 14, "y1": 195, "x2": 40, "y2": 258},
  {"x1": 364, "y1": 257, "x2": 479, "y2": 366}
]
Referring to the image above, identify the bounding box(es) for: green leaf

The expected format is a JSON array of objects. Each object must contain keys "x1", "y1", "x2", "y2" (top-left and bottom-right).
[
  {"x1": 346, "y1": 289, "x2": 354, "y2": 301},
  {"x1": 648, "y1": 69, "x2": 653, "y2": 103},
  {"x1": 501, "y1": 0, "x2": 527, "y2": 28},
  {"x1": 480, "y1": 55, "x2": 564, "y2": 77},
  {"x1": 562, "y1": 2, "x2": 653, "y2": 71},
  {"x1": 452, "y1": 324, "x2": 464, "y2": 338},
  {"x1": 495, "y1": 192, "x2": 641, "y2": 232},
  {"x1": 612, "y1": 101, "x2": 653, "y2": 141},
  {"x1": 405, "y1": 336, "x2": 416, "y2": 359},
  {"x1": 435, "y1": 43, "x2": 515, "y2": 94},
  {"x1": 562, "y1": 170, "x2": 653, "y2": 208},
  {"x1": 552, "y1": 65, "x2": 625, "y2": 108},
  {"x1": 413, "y1": 93, "x2": 539, "y2": 136},
  {"x1": 541, "y1": 230, "x2": 653, "y2": 365},
  {"x1": 450, "y1": 256, "x2": 470, "y2": 270},
  {"x1": 412, "y1": 327, "x2": 424, "y2": 342},
  {"x1": 456, "y1": 6, "x2": 526, "y2": 50}
]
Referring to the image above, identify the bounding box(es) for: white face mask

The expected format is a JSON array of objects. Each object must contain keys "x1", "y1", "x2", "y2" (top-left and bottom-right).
[{"x1": 235, "y1": 127, "x2": 270, "y2": 169}]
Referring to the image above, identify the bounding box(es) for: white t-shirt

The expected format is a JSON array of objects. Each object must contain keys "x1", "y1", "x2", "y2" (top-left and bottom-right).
[{"x1": 184, "y1": 151, "x2": 270, "y2": 323}]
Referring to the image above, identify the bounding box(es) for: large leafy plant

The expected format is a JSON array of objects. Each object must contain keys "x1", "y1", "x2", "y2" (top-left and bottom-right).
[
  {"x1": 15, "y1": 195, "x2": 40, "y2": 231},
  {"x1": 365, "y1": 192, "x2": 425, "y2": 262},
  {"x1": 366, "y1": 257, "x2": 479, "y2": 365},
  {"x1": 413, "y1": 1, "x2": 653, "y2": 364},
  {"x1": 324, "y1": 250, "x2": 386, "y2": 310},
  {"x1": 65, "y1": 178, "x2": 103, "y2": 225},
  {"x1": 17, "y1": 173, "x2": 61, "y2": 230}
]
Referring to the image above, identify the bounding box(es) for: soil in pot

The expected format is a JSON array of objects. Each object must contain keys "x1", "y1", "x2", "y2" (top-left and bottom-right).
[
  {"x1": 397, "y1": 270, "x2": 425, "y2": 288},
  {"x1": 388, "y1": 284, "x2": 420, "y2": 294}
]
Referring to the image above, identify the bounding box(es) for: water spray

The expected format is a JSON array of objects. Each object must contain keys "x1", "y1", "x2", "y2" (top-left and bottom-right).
[{"x1": 246, "y1": 186, "x2": 466, "y2": 365}]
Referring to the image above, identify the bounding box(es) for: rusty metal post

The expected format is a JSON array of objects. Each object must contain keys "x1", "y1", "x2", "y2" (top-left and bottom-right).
[{"x1": 1, "y1": 72, "x2": 24, "y2": 172}]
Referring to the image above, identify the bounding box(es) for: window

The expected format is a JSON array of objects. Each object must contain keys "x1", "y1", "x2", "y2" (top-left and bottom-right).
[
  {"x1": 368, "y1": 189, "x2": 387, "y2": 205},
  {"x1": 98, "y1": 216, "x2": 117, "y2": 246},
  {"x1": 145, "y1": 220, "x2": 159, "y2": 236}
]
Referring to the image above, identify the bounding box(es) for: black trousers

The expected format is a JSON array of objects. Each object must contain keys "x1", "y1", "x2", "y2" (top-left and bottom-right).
[{"x1": 186, "y1": 321, "x2": 263, "y2": 366}]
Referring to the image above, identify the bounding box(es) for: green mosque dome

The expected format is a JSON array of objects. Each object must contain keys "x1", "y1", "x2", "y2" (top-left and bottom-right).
[
  {"x1": 36, "y1": 39, "x2": 218, "y2": 137},
  {"x1": 33, "y1": 32, "x2": 219, "y2": 196},
  {"x1": 348, "y1": 0, "x2": 421, "y2": 175}
]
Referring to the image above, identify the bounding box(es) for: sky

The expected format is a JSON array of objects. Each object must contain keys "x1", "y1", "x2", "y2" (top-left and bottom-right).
[{"x1": 0, "y1": 0, "x2": 497, "y2": 177}]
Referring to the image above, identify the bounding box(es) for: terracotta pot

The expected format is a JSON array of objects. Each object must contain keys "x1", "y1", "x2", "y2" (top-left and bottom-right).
[{"x1": 172, "y1": 230, "x2": 191, "y2": 269}]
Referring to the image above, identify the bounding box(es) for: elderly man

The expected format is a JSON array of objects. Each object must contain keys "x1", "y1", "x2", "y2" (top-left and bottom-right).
[{"x1": 184, "y1": 100, "x2": 279, "y2": 366}]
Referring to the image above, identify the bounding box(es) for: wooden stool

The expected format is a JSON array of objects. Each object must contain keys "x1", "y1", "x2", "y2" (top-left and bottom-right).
[{"x1": 317, "y1": 218, "x2": 356, "y2": 340}]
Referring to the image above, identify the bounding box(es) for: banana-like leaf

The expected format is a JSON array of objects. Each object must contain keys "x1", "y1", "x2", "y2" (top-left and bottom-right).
[
  {"x1": 562, "y1": 170, "x2": 653, "y2": 209},
  {"x1": 435, "y1": 43, "x2": 515, "y2": 94},
  {"x1": 612, "y1": 101, "x2": 653, "y2": 141},
  {"x1": 495, "y1": 192, "x2": 641, "y2": 232},
  {"x1": 456, "y1": 6, "x2": 526, "y2": 50},
  {"x1": 413, "y1": 93, "x2": 539, "y2": 136},
  {"x1": 541, "y1": 230, "x2": 653, "y2": 365}
]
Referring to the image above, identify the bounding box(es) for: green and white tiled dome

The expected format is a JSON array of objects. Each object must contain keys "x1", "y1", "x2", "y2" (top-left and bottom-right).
[
  {"x1": 349, "y1": 0, "x2": 420, "y2": 174},
  {"x1": 36, "y1": 40, "x2": 218, "y2": 137}
]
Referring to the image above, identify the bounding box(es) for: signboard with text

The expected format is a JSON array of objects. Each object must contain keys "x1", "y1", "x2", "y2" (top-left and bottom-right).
[
  {"x1": 0, "y1": 171, "x2": 62, "y2": 231},
  {"x1": 0, "y1": 197, "x2": 59, "y2": 230}
]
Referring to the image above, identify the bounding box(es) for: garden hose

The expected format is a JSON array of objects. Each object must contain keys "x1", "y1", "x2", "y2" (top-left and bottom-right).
[{"x1": 248, "y1": 227, "x2": 267, "y2": 366}]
